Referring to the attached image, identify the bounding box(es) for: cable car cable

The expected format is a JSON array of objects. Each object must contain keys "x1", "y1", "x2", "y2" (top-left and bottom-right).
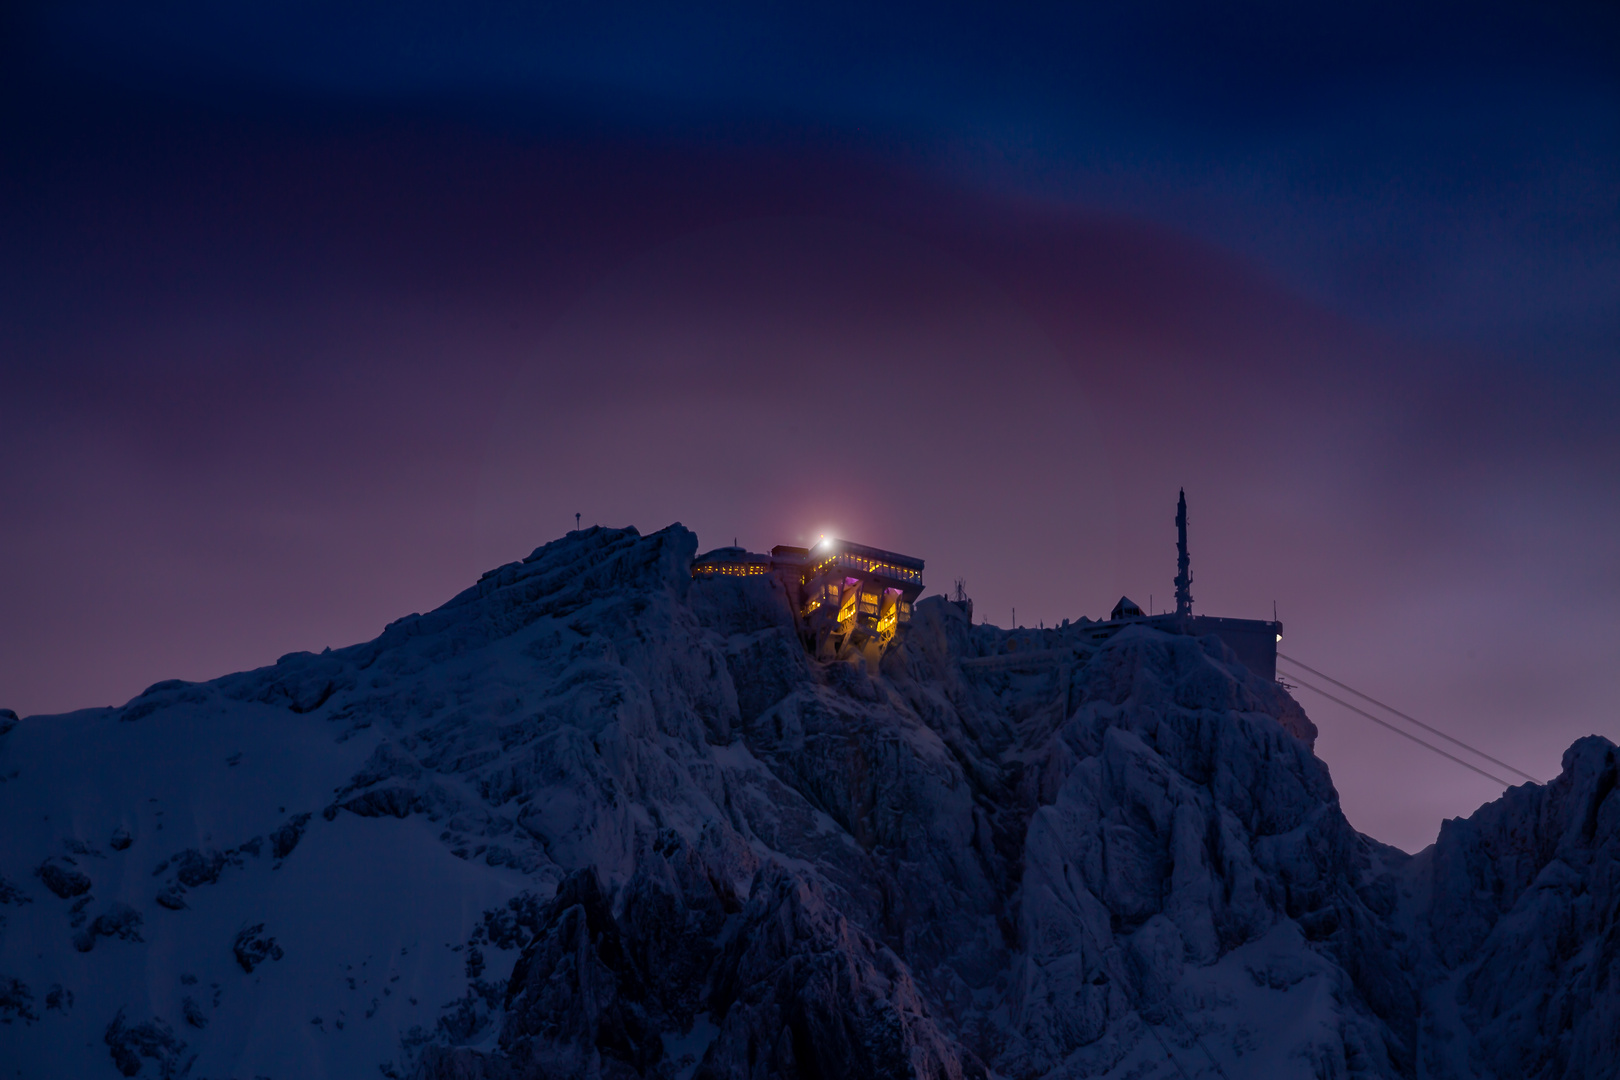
[
  {"x1": 1278, "y1": 653, "x2": 1542, "y2": 783},
  {"x1": 1284, "y1": 674, "x2": 1514, "y2": 788}
]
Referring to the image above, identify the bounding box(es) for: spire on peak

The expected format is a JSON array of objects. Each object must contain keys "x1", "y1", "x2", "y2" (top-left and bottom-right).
[{"x1": 1174, "y1": 489, "x2": 1193, "y2": 617}]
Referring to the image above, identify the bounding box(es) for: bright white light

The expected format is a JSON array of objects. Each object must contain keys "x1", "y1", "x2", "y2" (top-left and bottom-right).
[{"x1": 1276, "y1": 634, "x2": 1283, "y2": 642}]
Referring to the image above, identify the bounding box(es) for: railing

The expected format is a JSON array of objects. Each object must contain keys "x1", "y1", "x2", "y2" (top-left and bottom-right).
[{"x1": 805, "y1": 553, "x2": 922, "y2": 585}]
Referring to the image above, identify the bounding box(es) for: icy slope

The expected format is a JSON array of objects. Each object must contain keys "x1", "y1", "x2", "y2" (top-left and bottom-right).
[
  {"x1": 0, "y1": 524, "x2": 1613, "y2": 1079},
  {"x1": 1412, "y1": 736, "x2": 1619, "y2": 1079}
]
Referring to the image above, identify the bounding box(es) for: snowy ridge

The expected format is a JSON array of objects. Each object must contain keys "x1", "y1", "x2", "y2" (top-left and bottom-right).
[{"x1": 0, "y1": 524, "x2": 1613, "y2": 1079}]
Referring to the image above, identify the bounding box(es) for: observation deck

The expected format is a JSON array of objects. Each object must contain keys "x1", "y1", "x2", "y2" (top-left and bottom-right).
[{"x1": 797, "y1": 538, "x2": 924, "y2": 655}]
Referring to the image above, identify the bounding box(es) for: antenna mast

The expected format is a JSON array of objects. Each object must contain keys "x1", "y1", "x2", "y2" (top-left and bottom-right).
[{"x1": 1174, "y1": 489, "x2": 1193, "y2": 617}]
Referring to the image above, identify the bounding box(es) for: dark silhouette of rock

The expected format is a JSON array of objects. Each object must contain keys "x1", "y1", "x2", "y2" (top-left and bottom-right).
[
  {"x1": 72, "y1": 904, "x2": 144, "y2": 953},
  {"x1": 232, "y1": 924, "x2": 284, "y2": 973},
  {"x1": 103, "y1": 1008, "x2": 186, "y2": 1077},
  {"x1": 0, "y1": 875, "x2": 31, "y2": 907},
  {"x1": 269, "y1": 812, "x2": 312, "y2": 861},
  {"x1": 1, "y1": 977, "x2": 38, "y2": 1025},
  {"x1": 1416, "y1": 736, "x2": 1620, "y2": 1079},
  {"x1": 171, "y1": 849, "x2": 230, "y2": 888},
  {"x1": 36, "y1": 859, "x2": 91, "y2": 899},
  {"x1": 341, "y1": 785, "x2": 419, "y2": 818},
  {"x1": 421, "y1": 836, "x2": 983, "y2": 1080}
]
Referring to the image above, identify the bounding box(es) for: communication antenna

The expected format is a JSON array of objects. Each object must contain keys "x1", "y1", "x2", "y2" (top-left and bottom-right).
[{"x1": 1174, "y1": 489, "x2": 1194, "y2": 617}]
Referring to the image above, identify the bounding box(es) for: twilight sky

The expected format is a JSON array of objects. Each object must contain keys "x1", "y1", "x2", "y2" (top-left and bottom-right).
[{"x1": 2, "y1": 2, "x2": 1617, "y2": 852}]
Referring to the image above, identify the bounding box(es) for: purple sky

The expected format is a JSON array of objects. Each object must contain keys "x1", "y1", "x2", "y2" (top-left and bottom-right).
[{"x1": 2, "y1": 2, "x2": 1617, "y2": 852}]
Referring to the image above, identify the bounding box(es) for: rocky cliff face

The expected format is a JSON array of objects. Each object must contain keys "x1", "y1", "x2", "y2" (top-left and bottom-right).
[
  {"x1": 0, "y1": 525, "x2": 1613, "y2": 1079},
  {"x1": 1414, "y1": 736, "x2": 1619, "y2": 1079}
]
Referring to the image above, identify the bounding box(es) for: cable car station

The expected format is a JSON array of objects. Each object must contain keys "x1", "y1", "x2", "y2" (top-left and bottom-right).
[{"x1": 690, "y1": 491, "x2": 1280, "y2": 676}]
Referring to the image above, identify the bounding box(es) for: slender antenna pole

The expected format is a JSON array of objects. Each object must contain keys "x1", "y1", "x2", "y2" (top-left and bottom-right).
[{"x1": 1174, "y1": 489, "x2": 1193, "y2": 616}]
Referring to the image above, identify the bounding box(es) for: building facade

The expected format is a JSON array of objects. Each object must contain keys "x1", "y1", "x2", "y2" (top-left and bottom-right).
[
  {"x1": 689, "y1": 546, "x2": 772, "y2": 578},
  {"x1": 796, "y1": 539, "x2": 924, "y2": 655},
  {"x1": 691, "y1": 537, "x2": 925, "y2": 660}
]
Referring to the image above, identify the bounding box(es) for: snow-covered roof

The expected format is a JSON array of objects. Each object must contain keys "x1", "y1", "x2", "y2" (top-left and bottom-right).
[{"x1": 1110, "y1": 596, "x2": 1145, "y2": 620}]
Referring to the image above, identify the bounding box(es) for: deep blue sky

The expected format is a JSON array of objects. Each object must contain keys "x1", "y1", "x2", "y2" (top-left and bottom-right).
[{"x1": 3, "y1": 2, "x2": 1617, "y2": 850}]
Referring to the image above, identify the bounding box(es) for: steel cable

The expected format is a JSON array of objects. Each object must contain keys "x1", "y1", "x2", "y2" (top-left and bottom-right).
[
  {"x1": 1283, "y1": 672, "x2": 1515, "y2": 787},
  {"x1": 1279, "y1": 653, "x2": 1541, "y2": 783}
]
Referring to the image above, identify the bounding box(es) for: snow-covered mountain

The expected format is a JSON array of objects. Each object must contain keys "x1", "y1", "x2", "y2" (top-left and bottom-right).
[{"x1": 1, "y1": 525, "x2": 1614, "y2": 1079}]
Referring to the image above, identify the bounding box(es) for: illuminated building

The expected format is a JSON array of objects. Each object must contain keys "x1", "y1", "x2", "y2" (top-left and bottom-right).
[
  {"x1": 689, "y1": 546, "x2": 771, "y2": 577},
  {"x1": 690, "y1": 536, "x2": 925, "y2": 659},
  {"x1": 796, "y1": 538, "x2": 924, "y2": 655}
]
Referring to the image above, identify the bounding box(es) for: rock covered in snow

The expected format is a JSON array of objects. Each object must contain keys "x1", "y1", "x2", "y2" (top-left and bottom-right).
[
  {"x1": 0, "y1": 523, "x2": 1612, "y2": 1079},
  {"x1": 1414, "y1": 736, "x2": 1619, "y2": 1080}
]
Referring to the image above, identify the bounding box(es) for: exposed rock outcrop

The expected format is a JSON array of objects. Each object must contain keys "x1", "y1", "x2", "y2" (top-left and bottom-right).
[{"x1": 0, "y1": 524, "x2": 1611, "y2": 1079}]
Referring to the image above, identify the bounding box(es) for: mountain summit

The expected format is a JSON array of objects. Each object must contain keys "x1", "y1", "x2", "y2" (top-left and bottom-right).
[{"x1": 1, "y1": 525, "x2": 1614, "y2": 1078}]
